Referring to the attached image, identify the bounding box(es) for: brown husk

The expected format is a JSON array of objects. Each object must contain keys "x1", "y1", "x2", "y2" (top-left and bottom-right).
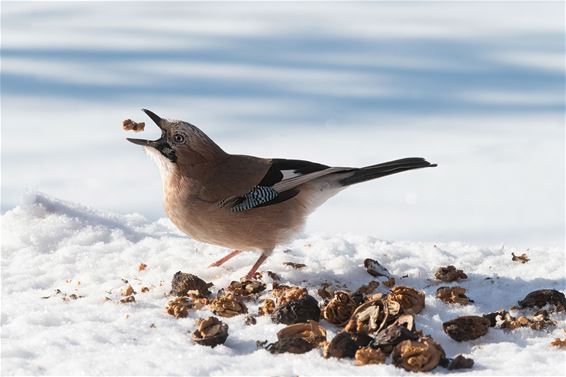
[
  {"x1": 392, "y1": 336, "x2": 445, "y2": 372},
  {"x1": 209, "y1": 293, "x2": 248, "y2": 317},
  {"x1": 322, "y1": 291, "x2": 357, "y2": 326},
  {"x1": 436, "y1": 286, "x2": 472, "y2": 305},
  {"x1": 387, "y1": 286, "x2": 425, "y2": 314},
  {"x1": 276, "y1": 320, "x2": 327, "y2": 347},
  {"x1": 435, "y1": 265, "x2": 468, "y2": 282},
  {"x1": 191, "y1": 317, "x2": 229, "y2": 347},
  {"x1": 443, "y1": 316, "x2": 490, "y2": 341},
  {"x1": 355, "y1": 347, "x2": 386, "y2": 365}
]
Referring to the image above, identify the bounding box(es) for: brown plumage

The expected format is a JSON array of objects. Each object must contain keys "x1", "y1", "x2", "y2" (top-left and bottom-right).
[{"x1": 127, "y1": 109, "x2": 437, "y2": 278}]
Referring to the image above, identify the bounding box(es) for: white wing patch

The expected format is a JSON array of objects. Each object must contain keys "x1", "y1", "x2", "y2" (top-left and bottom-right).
[{"x1": 281, "y1": 169, "x2": 302, "y2": 180}]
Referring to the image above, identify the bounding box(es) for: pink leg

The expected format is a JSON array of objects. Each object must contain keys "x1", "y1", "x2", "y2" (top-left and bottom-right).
[
  {"x1": 245, "y1": 254, "x2": 268, "y2": 280},
  {"x1": 209, "y1": 249, "x2": 242, "y2": 267}
]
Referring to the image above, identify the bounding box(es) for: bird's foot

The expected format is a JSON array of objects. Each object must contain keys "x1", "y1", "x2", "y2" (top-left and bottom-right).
[{"x1": 208, "y1": 249, "x2": 242, "y2": 267}]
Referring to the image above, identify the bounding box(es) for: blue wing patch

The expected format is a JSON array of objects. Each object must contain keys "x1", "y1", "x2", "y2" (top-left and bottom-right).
[{"x1": 219, "y1": 186, "x2": 279, "y2": 212}]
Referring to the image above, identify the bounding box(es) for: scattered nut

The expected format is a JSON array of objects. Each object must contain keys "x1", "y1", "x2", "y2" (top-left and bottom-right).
[
  {"x1": 436, "y1": 286, "x2": 472, "y2": 305},
  {"x1": 244, "y1": 316, "x2": 257, "y2": 326},
  {"x1": 258, "y1": 299, "x2": 276, "y2": 316},
  {"x1": 121, "y1": 284, "x2": 135, "y2": 297},
  {"x1": 277, "y1": 320, "x2": 327, "y2": 347},
  {"x1": 371, "y1": 314, "x2": 418, "y2": 355},
  {"x1": 209, "y1": 293, "x2": 248, "y2": 317},
  {"x1": 140, "y1": 286, "x2": 150, "y2": 293},
  {"x1": 435, "y1": 266, "x2": 467, "y2": 282},
  {"x1": 170, "y1": 272, "x2": 212, "y2": 296},
  {"x1": 383, "y1": 277, "x2": 396, "y2": 288},
  {"x1": 355, "y1": 347, "x2": 386, "y2": 365},
  {"x1": 227, "y1": 279, "x2": 266, "y2": 296},
  {"x1": 364, "y1": 258, "x2": 391, "y2": 278},
  {"x1": 512, "y1": 252, "x2": 529, "y2": 264},
  {"x1": 266, "y1": 337, "x2": 314, "y2": 354},
  {"x1": 550, "y1": 329, "x2": 566, "y2": 348},
  {"x1": 324, "y1": 331, "x2": 357, "y2": 359},
  {"x1": 517, "y1": 289, "x2": 566, "y2": 312},
  {"x1": 349, "y1": 298, "x2": 392, "y2": 334},
  {"x1": 322, "y1": 291, "x2": 357, "y2": 326},
  {"x1": 500, "y1": 309, "x2": 555, "y2": 330},
  {"x1": 387, "y1": 286, "x2": 425, "y2": 314},
  {"x1": 271, "y1": 295, "x2": 321, "y2": 325},
  {"x1": 446, "y1": 355, "x2": 474, "y2": 370},
  {"x1": 272, "y1": 284, "x2": 308, "y2": 305},
  {"x1": 443, "y1": 316, "x2": 491, "y2": 342},
  {"x1": 192, "y1": 317, "x2": 229, "y2": 347},
  {"x1": 166, "y1": 297, "x2": 193, "y2": 318},
  {"x1": 119, "y1": 295, "x2": 135, "y2": 304},
  {"x1": 392, "y1": 336, "x2": 445, "y2": 372},
  {"x1": 283, "y1": 262, "x2": 307, "y2": 270},
  {"x1": 138, "y1": 263, "x2": 147, "y2": 271},
  {"x1": 122, "y1": 119, "x2": 145, "y2": 132}
]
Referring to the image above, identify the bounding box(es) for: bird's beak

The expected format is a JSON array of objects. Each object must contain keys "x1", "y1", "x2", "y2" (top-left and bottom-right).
[{"x1": 126, "y1": 108, "x2": 167, "y2": 146}]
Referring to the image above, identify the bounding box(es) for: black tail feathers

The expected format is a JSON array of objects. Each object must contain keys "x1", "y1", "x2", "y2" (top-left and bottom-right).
[{"x1": 339, "y1": 157, "x2": 437, "y2": 186}]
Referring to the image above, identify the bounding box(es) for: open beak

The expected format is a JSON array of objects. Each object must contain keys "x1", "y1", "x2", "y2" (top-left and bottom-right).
[{"x1": 126, "y1": 109, "x2": 166, "y2": 146}]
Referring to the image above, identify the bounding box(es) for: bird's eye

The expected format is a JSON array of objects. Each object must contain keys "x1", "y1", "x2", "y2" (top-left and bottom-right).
[{"x1": 173, "y1": 134, "x2": 185, "y2": 144}]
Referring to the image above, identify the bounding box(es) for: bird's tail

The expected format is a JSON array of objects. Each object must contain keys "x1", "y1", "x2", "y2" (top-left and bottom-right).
[{"x1": 339, "y1": 157, "x2": 437, "y2": 186}]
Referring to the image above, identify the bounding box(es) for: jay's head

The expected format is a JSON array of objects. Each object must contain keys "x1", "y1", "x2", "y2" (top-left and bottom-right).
[{"x1": 127, "y1": 109, "x2": 225, "y2": 173}]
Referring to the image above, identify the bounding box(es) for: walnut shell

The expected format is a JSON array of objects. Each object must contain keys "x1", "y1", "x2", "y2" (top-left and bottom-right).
[
  {"x1": 517, "y1": 289, "x2": 566, "y2": 312},
  {"x1": 355, "y1": 347, "x2": 386, "y2": 365},
  {"x1": 209, "y1": 293, "x2": 248, "y2": 318},
  {"x1": 191, "y1": 317, "x2": 229, "y2": 347},
  {"x1": 277, "y1": 320, "x2": 327, "y2": 347},
  {"x1": 272, "y1": 284, "x2": 308, "y2": 305},
  {"x1": 392, "y1": 336, "x2": 445, "y2": 372},
  {"x1": 500, "y1": 309, "x2": 555, "y2": 330},
  {"x1": 387, "y1": 286, "x2": 425, "y2": 315},
  {"x1": 322, "y1": 291, "x2": 357, "y2": 326},
  {"x1": 271, "y1": 295, "x2": 321, "y2": 324},
  {"x1": 446, "y1": 354, "x2": 474, "y2": 370},
  {"x1": 258, "y1": 299, "x2": 276, "y2": 316},
  {"x1": 170, "y1": 272, "x2": 212, "y2": 296},
  {"x1": 266, "y1": 337, "x2": 314, "y2": 354},
  {"x1": 443, "y1": 316, "x2": 490, "y2": 341},
  {"x1": 436, "y1": 286, "x2": 472, "y2": 305},
  {"x1": 227, "y1": 279, "x2": 266, "y2": 297},
  {"x1": 371, "y1": 314, "x2": 418, "y2": 355},
  {"x1": 323, "y1": 331, "x2": 357, "y2": 359},
  {"x1": 434, "y1": 266, "x2": 467, "y2": 282},
  {"x1": 349, "y1": 299, "x2": 390, "y2": 334}
]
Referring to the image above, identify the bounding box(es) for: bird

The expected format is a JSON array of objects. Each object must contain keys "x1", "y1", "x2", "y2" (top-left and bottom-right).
[{"x1": 127, "y1": 109, "x2": 437, "y2": 279}]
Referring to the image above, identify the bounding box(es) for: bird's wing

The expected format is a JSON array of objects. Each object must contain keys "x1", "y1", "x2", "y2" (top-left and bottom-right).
[{"x1": 218, "y1": 158, "x2": 353, "y2": 212}]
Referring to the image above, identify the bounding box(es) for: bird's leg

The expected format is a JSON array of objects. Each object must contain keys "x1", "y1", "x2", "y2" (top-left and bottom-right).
[
  {"x1": 208, "y1": 249, "x2": 242, "y2": 267},
  {"x1": 245, "y1": 254, "x2": 268, "y2": 280}
]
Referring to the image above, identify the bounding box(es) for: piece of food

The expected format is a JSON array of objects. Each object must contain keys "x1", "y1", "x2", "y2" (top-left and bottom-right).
[
  {"x1": 383, "y1": 277, "x2": 396, "y2": 287},
  {"x1": 170, "y1": 271, "x2": 212, "y2": 296},
  {"x1": 265, "y1": 337, "x2": 314, "y2": 354},
  {"x1": 283, "y1": 262, "x2": 306, "y2": 269},
  {"x1": 349, "y1": 298, "x2": 396, "y2": 334},
  {"x1": 550, "y1": 329, "x2": 566, "y2": 348},
  {"x1": 392, "y1": 336, "x2": 445, "y2": 372},
  {"x1": 446, "y1": 355, "x2": 474, "y2": 370},
  {"x1": 322, "y1": 291, "x2": 357, "y2": 326},
  {"x1": 436, "y1": 286, "x2": 472, "y2": 305},
  {"x1": 435, "y1": 266, "x2": 467, "y2": 282},
  {"x1": 323, "y1": 331, "x2": 357, "y2": 359},
  {"x1": 271, "y1": 284, "x2": 308, "y2": 305},
  {"x1": 258, "y1": 299, "x2": 276, "y2": 316},
  {"x1": 511, "y1": 252, "x2": 530, "y2": 263},
  {"x1": 192, "y1": 317, "x2": 229, "y2": 347},
  {"x1": 209, "y1": 293, "x2": 248, "y2": 317},
  {"x1": 271, "y1": 295, "x2": 321, "y2": 324},
  {"x1": 227, "y1": 279, "x2": 266, "y2": 296},
  {"x1": 166, "y1": 297, "x2": 193, "y2": 318},
  {"x1": 364, "y1": 258, "x2": 391, "y2": 278},
  {"x1": 443, "y1": 316, "x2": 491, "y2": 342},
  {"x1": 500, "y1": 309, "x2": 555, "y2": 330},
  {"x1": 138, "y1": 263, "x2": 147, "y2": 271},
  {"x1": 122, "y1": 118, "x2": 145, "y2": 132},
  {"x1": 121, "y1": 284, "x2": 135, "y2": 296},
  {"x1": 387, "y1": 286, "x2": 425, "y2": 314},
  {"x1": 516, "y1": 289, "x2": 566, "y2": 312},
  {"x1": 355, "y1": 347, "x2": 386, "y2": 365},
  {"x1": 244, "y1": 315, "x2": 257, "y2": 326},
  {"x1": 371, "y1": 314, "x2": 418, "y2": 355},
  {"x1": 276, "y1": 320, "x2": 327, "y2": 347}
]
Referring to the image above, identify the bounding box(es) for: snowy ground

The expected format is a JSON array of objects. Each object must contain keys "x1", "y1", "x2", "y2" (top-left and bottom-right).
[{"x1": 2, "y1": 193, "x2": 565, "y2": 376}]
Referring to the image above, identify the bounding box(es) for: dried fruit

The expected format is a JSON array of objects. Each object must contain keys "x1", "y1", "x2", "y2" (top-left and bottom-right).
[
  {"x1": 283, "y1": 262, "x2": 306, "y2": 269},
  {"x1": 122, "y1": 119, "x2": 145, "y2": 132},
  {"x1": 166, "y1": 297, "x2": 193, "y2": 318},
  {"x1": 550, "y1": 330, "x2": 566, "y2": 348},
  {"x1": 443, "y1": 316, "x2": 490, "y2": 341},
  {"x1": 355, "y1": 347, "x2": 386, "y2": 365},
  {"x1": 277, "y1": 320, "x2": 327, "y2": 347},
  {"x1": 364, "y1": 258, "x2": 391, "y2": 278},
  {"x1": 324, "y1": 332, "x2": 357, "y2": 359},
  {"x1": 512, "y1": 252, "x2": 529, "y2": 263},
  {"x1": 271, "y1": 295, "x2": 320, "y2": 324},
  {"x1": 393, "y1": 336, "x2": 445, "y2": 372},
  {"x1": 272, "y1": 284, "x2": 308, "y2": 305},
  {"x1": 266, "y1": 337, "x2": 314, "y2": 354},
  {"x1": 244, "y1": 316, "x2": 257, "y2": 326},
  {"x1": 322, "y1": 291, "x2": 357, "y2": 326},
  {"x1": 170, "y1": 272, "x2": 212, "y2": 296},
  {"x1": 387, "y1": 286, "x2": 425, "y2": 314},
  {"x1": 435, "y1": 266, "x2": 467, "y2": 282},
  {"x1": 446, "y1": 355, "x2": 474, "y2": 370},
  {"x1": 209, "y1": 293, "x2": 248, "y2": 317},
  {"x1": 517, "y1": 289, "x2": 566, "y2": 312},
  {"x1": 191, "y1": 317, "x2": 229, "y2": 347},
  {"x1": 227, "y1": 279, "x2": 266, "y2": 296},
  {"x1": 371, "y1": 314, "x2": 418, "y2": 355},
  {"x1": 258, "y1": 299, "x2": 276, "y2": 316},
  {"x1": 436, "y1": 286, "x2": 472, "y2": 305},
  {"x1": 121, "y1": 284, "x2": 135, "y2": 296}
]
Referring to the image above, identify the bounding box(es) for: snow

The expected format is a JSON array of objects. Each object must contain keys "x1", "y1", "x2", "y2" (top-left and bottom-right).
[{"x1": 2, "y1": 192, "x2": 565, "y2": 376}]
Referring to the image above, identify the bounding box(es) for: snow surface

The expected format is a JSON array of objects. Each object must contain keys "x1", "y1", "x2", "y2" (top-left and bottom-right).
[{"x1": 2, "y1": 193, "x2": 565, "y2": 376}]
